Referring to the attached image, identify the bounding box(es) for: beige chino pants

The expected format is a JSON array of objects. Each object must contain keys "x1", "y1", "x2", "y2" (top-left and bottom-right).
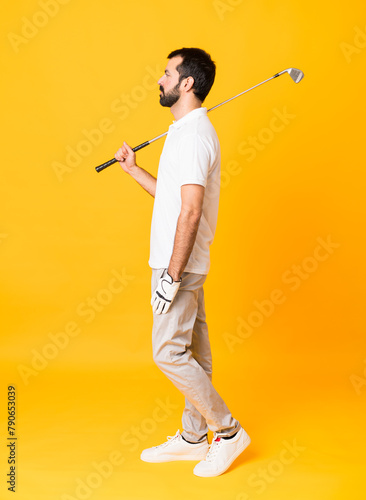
[{"x1": 151, "y1": 268, "x2": 241, "y2": 443}]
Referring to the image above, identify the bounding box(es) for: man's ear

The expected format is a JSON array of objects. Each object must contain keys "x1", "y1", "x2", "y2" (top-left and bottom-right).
[{"x1": 181, "y1": 76, "x2": 195, "y2": 92}]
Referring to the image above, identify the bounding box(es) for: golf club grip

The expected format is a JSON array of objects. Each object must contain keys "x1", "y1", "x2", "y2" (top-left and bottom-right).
[
  {"x1": 95, "y1": 157, "x2": 117, "y2": 172},
  {"x1": 95, "y1": 141, "x2": 150, "y2": 173}
]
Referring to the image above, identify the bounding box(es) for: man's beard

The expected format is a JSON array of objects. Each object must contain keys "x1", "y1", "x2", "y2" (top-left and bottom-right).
[{"x1": 159, "y1": 82, "x2": 181, "y2": 107}]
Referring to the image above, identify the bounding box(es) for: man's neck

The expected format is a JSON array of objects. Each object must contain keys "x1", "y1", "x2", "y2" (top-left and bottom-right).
[{"x1": 170, "y1": 99, "x2": 202, "y2": 121}]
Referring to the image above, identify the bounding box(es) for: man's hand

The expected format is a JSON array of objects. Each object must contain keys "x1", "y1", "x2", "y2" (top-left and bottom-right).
[
  {"x1": 115, "y1": 142, "x2": 157, "y2": 197},
  {"x1": 151, "y1": 269, "x2": 182, "y2": 315},
  {"x1": 115, "y1": 142, "x2": 137, "y2": 175}
]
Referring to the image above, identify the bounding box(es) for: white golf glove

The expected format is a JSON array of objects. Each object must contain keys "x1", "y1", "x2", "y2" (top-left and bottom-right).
[{"x1": 151, "y1": 269, "x2": 181, "y2": 315}]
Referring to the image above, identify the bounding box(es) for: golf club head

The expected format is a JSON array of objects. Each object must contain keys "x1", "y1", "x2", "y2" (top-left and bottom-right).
[{"x1": 287, "y1": 68, "x2": 304, "y2": 83}]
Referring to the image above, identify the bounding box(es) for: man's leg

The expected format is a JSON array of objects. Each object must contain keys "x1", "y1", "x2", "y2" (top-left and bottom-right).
[
  {"x1": 182, "y1": 285, "x2": 212, "y2": 443},
  {"x1": 151, "y1": 268, "x2": 240, "y2": 439}
]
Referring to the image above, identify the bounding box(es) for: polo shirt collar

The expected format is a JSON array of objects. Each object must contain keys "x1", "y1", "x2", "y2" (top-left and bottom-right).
[{"x1": 170, "y1": 107, "x2": 207, "y2": 129}]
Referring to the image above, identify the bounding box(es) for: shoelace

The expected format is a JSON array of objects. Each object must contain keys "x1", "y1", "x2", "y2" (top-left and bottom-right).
[
  {"x1": 155, "y1": 430, "x2": 181, "y2": 449},
  {"x1": 205, "y1": 434, "x2": 224, "y2": 462}
]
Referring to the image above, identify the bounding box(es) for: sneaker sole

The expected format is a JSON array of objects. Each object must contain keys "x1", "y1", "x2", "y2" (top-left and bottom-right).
[
  {"x1": 141, "y1": 453, "x2": 208, "y2": 463},
  {"x1": 193, "y1": 434, "x2": 251, "y2": 477}
]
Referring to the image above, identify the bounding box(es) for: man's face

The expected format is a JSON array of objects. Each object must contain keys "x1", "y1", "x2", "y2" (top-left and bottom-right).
[{"x1": 158, "y1": 56, "x2": 183, "y2": 108}]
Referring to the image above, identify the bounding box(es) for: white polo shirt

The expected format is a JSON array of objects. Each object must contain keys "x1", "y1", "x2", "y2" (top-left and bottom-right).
[{"x1": 149, "y1": 107, "x2": 220, "y2": 275}]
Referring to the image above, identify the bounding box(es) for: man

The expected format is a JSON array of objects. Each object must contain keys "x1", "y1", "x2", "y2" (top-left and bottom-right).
[{"x1": 115, "y1": 48, "x2": 250, "y2": 477}]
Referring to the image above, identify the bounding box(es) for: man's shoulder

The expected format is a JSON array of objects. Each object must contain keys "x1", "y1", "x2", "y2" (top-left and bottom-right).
[{"x1": 178, "y1": 115, "x2": 219, "y2": 144}]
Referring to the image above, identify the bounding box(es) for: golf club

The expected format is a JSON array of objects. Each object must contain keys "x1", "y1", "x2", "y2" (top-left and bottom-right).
[{"x1": 95, "y1": 67, "x2": 304, "y2": 173}]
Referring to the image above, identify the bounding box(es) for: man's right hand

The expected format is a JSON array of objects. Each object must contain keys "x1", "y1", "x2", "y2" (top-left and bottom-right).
[
  {"x1": 114, "y1": 143, "x2": 157, "y2": 197},
  {"x1": 115, "y1": 142, "x2": 137, "y2": 175}
]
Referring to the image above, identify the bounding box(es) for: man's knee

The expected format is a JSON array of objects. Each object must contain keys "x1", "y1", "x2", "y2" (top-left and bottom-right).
[
  {"x1": 153, "y1": 346, "x2": 168, "y2": 371},
  {"x1": 153, "y1": 345, "x2": 185, "y2": 371}
]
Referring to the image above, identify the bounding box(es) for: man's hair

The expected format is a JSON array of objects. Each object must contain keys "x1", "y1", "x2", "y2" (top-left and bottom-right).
[{"x1": 167, "y1": 48, "x2": 216, "y2": 103}]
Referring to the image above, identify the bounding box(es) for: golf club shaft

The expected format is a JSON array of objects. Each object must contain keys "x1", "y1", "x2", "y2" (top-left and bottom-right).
[{"x1": 95, "y1": 69, "x2": 292, "y2": 173}]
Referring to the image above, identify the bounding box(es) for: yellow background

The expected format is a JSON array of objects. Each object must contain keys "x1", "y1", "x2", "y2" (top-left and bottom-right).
[{"x1": 1, "y1": 0, "x2": 365, "y2": 498}]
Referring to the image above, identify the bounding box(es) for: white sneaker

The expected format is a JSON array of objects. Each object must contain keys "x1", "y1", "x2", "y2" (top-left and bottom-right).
[
  {"x1": 193, "y1": 427, "x2": 251, "y2": 477},
  {"x1": 140, "y1": 430, "x2": 209, "y2": 463}
]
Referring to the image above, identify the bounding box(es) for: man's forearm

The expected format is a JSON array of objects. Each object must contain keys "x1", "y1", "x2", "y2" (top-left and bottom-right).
[
  {"x1": 130, "y1": 165, "x2": 157, "y2": 198},
  {"x1": 168, "y1": 209, "x2": 201, "y2": 281}
]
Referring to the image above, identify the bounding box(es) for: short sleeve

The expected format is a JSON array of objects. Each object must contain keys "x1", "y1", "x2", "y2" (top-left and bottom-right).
[{"x1": 177, "y1": 134, "x2": 211, "y2": 188}]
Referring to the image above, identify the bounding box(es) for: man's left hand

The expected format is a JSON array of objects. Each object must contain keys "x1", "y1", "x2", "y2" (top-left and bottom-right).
[{"x1": 151, "y1": 269, "x2": 181, "y2": 315}]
